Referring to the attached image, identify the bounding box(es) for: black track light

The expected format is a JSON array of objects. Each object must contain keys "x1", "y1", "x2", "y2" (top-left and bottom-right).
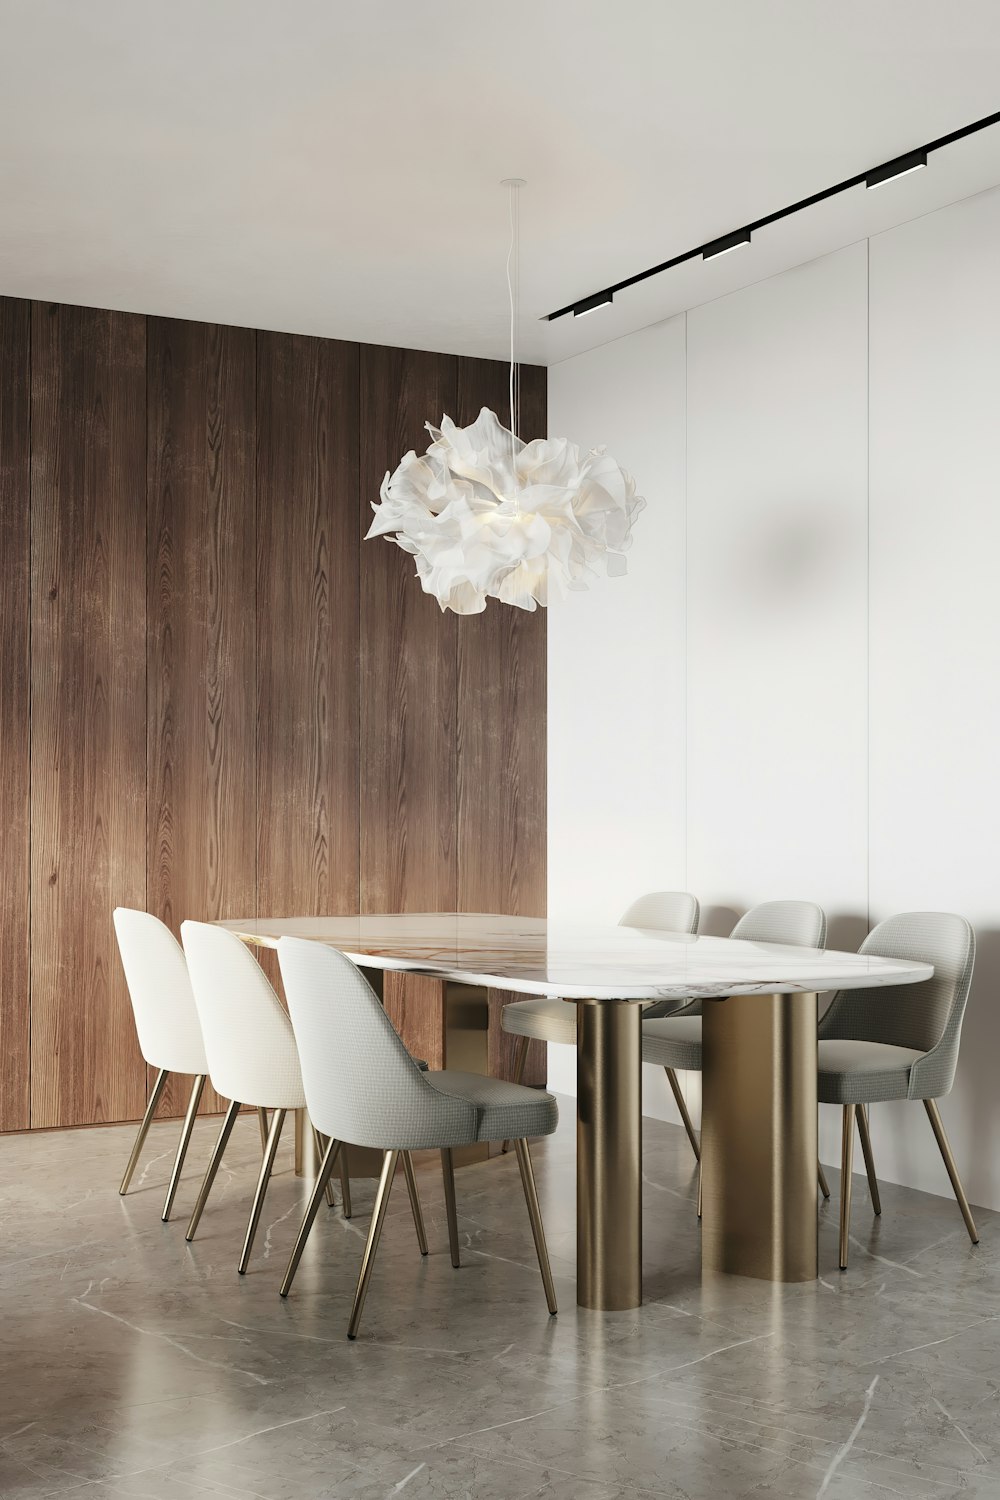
[
  {"x1": 865, "y1": 149, "x2": 928, "y2": 189},
  {"x1": 573, "y1": 290, "x2": 614, "y2": 317},
  {"x1": 702, "y1": 227, "x2": 752, "y2": 261}
]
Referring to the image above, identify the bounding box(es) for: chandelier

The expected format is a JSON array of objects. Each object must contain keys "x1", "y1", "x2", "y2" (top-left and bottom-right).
[{"x1": 365, "y1": 181, "x2": 645, "y2": 615}]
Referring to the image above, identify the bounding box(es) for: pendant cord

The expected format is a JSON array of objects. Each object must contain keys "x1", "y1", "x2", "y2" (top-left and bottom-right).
[{"x1": 505, "y1": 179, "x2": 521, "y2": 508}]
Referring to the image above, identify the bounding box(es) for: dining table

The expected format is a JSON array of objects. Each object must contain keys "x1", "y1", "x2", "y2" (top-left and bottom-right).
[{"x1": 219, "y1": 912, "x2": 932, "y2": 1311}]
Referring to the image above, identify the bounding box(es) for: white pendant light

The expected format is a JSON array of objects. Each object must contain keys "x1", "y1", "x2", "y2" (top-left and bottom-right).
[{"x1": 365, "y1": 180, "x2": 645, "y2": 615}]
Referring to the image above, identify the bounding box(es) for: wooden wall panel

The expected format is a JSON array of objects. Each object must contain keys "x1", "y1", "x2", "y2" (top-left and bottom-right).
[
  {"x1": 147, "y1": 318, "x2": 256, "y2": 1115},
  {"x1": 30, "y1": 303, "x2": 148, "y2": 1127},
  {"x1": 257, "y1": 333, "x2": 361, "y2": 926},
  {"x1": 0, "y1": 298, "x2": 31, "y2": 1131}
]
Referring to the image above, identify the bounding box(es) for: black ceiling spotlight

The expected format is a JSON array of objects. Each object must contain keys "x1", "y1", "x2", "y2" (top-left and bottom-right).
[
  {"x1": 702, "y1": 227, "x2": 752, "y2": 261},
  {"x1": 573, "y1": 290, "x2": 614, "y2": 317},
  {"x1": 865, "y1": 148, "x2": 928, "y2": 189}
]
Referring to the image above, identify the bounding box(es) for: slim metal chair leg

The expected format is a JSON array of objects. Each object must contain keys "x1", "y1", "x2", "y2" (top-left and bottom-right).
[
  {"x1": 924, "y1": 1099, "x2": 979, "y2": 1245},
  {"x1": 856, "y1": 1104, "x2": 881, "y2": 1216},
  {"x1": 339, "y1": 1150, "x2": 353, "y2": 1219},
  {"x1": 665, "y1": 1067, "x2": 701, "y2": 1162},
  {"x1": 501, "y1": 1037, "x2": 530, "y2": 1153},
  {"x1": 401, "y1": 1152, "x2": 428, "y2": 1255},
  {"x1": 313, "y1": 1127, "x2": 336, "y2": 1208},
  {"x1": 818, "y1": 1161, "x2": 831, "y2": 1199},
  {"x1": 186, "y1": 1098, "x2": 242, "y2": 1242},
  {"x1": 697, "y1": 1161, "x2": 702, "y2": 1219},
  {"x1": 257, "y1": 1107, "x2": 269, "y2": 1154},
  {"x1": 347, "y1": 1150, "x2": 398, "y2": 1340},
  {"x1": 238, "y1": 1108, "x2": 287, "y2": 1274},
  {"x1": 161, "y1": 1074, "x2": 206, "y2": 1222},
  {"x1": 279, "y1": 1137, "x2": 342, "y2": 1297},
  {"x1": 839, "y1": 1104, "x2": 855, "y2": 1269},
  {"x1": 441, "y1": 1147, "x2": 461, "y2": 1267},
  {"x1": 513, "y1": 1138, "x2": 557, "y2": 1315},
  {"x1": 119, "y1": 1068, "x2": 169, "y2": 1194}
]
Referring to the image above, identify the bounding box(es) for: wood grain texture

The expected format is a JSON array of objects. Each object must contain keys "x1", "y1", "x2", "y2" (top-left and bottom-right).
[
  {"x1": 0, "y1": 298, "x2": 31, "y2": 1131},
  {"x1": 30, "y1": 303, "x2": 148, "y2": 1127},
  {"x1": 257, "y1": 333, "x2": 361, "y2": 926},
  {"x1": 147, "y1": 318, "x2": 256, "y2": 1116},
  {"x1": 382, "y1": 971, "x2": 447, "y2": 1071}
]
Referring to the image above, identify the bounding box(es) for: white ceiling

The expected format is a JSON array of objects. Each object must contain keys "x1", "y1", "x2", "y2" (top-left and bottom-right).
[{"x1": 2, "y1": 0, "x2": 1000, "y2": 367}]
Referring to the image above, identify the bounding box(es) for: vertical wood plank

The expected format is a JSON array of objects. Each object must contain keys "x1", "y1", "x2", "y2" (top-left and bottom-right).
[
  {"x1": 147, "y1": 318, "x2": 256, "y2": 1115},
  {"x1": 0, "y1": 298, "x2": 31, "y2": 1131},
  {"x1": 30, "y1": 303, "x2": 147, "y2": 1127},
  {"x1": 257, "y1": 333, "x2": 360, "y2": 929}
]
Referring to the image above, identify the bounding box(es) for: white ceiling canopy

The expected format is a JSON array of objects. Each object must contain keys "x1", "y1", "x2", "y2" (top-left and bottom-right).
[{"x1": 2, "y1": 0, "x2": 1000, "y2": 365}]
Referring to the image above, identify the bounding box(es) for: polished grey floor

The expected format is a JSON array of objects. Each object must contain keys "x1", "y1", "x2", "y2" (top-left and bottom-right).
[{"x1": 1, "y1": 1105, "x2": 998, "y2": 1500}]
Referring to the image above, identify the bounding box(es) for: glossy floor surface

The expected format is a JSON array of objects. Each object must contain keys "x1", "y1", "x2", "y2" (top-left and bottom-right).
[{"x1": 1, "y1": 1107, "x2": 997, "y2": 1499}]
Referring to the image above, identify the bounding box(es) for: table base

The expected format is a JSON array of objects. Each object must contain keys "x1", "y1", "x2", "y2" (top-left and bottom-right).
[{"x1": 576, "y1": 999, "x2": 642, "y2": 1310}]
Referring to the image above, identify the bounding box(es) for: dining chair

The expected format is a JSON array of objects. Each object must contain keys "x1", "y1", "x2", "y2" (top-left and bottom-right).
[
  {"x1": 499, "y1": 890, "x2": 701, "y2": 1155},
  {"x1": 179, "y1": 922, "x2": 401, "y2": 1274},
  {"x1": 818, "y1": 910, "x2": 979, "y2": 1269},
  {"x1": 114, "y1": 908, "x2": 216, "y2": 1221},
  {"x1": 276, "y1": 935, "x2": 560, "y2": 1339}
]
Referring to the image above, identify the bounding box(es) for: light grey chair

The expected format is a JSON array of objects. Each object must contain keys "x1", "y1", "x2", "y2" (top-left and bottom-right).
[
  {"x1": 276, "y1": 935, "x2": 559, "y2": 1339},
  {"x1": 819, "y1": 911, "x2": 979, "y2": 1270},
  {"x1": 499, "y1": 891, "x2": 701, "y2": 1155}
]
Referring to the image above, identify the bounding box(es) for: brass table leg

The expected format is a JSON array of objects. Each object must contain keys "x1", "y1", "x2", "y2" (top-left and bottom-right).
[
  {"x1": 576, "y1": 999, "x2": 642, "y2": 1311},
  {"x1": 701, "y1": 991, "x2": 818, "y2": 1283}
]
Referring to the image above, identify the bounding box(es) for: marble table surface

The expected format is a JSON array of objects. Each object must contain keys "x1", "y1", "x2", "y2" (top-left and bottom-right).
[{"x1": 218, "y1": 912, "x2": 932, "y2": 1000}]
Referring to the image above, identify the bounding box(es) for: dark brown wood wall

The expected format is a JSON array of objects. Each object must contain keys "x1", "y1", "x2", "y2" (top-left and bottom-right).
[{"x1": 0, "y1": 296, "x2": 547, "y2": 1130}]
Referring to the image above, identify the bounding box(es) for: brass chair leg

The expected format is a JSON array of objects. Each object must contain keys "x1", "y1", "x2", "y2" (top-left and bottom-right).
[
  {"x1": 665, "y1": 1067, "x2": 700, "y2": 1162},
  {"x1": 339, "y1": 1149, "x2": 353, "y2": 1219},
  {"x1": 513, "y1": 1138, "x2": 557, "y2": 1315},
  {"x1": 119, "y1": 1068, "x2": 169, "y2": 1194},
  {"x1": 257, "y1": 1107, "x2": 269, "y2": 1153},
  {"x1": 279, "y1": 1137, "x2": 343, "y2": 1297},
  {"x1": 162, "y1": 1074, "x2": 206, "y2": 1222},
  {"x1": 347, "y1": 1150, "x2": 398, "y2": 1340},
  {"x1": 924, "y1": 1099, "x2": 979, "y2": 1245},
  {"x1": 839, "y1": 1104, "x2": 855, "y2": 1269},
  {"x1": 238, "y1": 1108, "x2": 287, "y2": 1274},
  {"x1": 696, "y1": 1161, "x2": 702, "y2": 1219},
  {"x1": 818, "y1": 1161, "x2": 831, "y2": 1200},
  {"x1": 856, "y1": 1104, "x2": 881, "y2": 1216},
  {"x1": 401, "y1": 1152, "x2": 428, "y2": 1256},
  {"x1": 186, "y1": 1098, "x2": 242, "y2": 1242},
  {"x1": 312, "y1": 1127, "x2": 336, "y2": 1208},
  {"x1": 501, "y1": 1037, "x2": 530, "y2": 1154},
  {"x1": 441, "y1": 1147, "x2": 461, "y2": 1267}
]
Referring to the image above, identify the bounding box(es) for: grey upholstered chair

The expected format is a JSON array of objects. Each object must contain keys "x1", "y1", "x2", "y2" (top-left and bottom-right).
[
  {"x1": 276, "y1": 935, "x2": 559, "y2": 1339},
  {"x1": 819, "y1": 911, "x2": 978, "y2": 1269},
  {"x1": 499, "y1": 891, "x2": 701, "y2": 1155}
]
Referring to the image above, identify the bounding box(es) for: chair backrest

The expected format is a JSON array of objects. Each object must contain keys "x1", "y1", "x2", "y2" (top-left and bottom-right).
[
  {"x1": 277, "y1": 936, "x2": 478, "y2": 1150},
  {"x1": 818, "y1": 911, "x2": 975, "y2": 1099},
  {"x1": 180, "y1": 922, "x2": 305, "y2": 1109},
  {"x1": 113, "y1": 908, "x2": 208, "y2": 1075},
  {"x1": 731, "y1": 900, "x2": 828, "y2": 949},
  {"x1": 619, "y1": 890, "x2": 700, "y2": 935}
]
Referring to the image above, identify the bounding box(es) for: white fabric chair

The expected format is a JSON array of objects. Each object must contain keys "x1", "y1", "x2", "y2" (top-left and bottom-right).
[
  {"x1": 277, "y1": 935, "x2": 560, "y2": 1339},
  {"x1": 818, "y1": 911, "x2": 978, "y2": 1269},
  {"x1": 113, "y1": 908, "x2": 211, "y2": 1221}
]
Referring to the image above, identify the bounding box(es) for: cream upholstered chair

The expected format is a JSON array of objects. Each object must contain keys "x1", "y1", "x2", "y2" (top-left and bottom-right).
[
  {"x1": 499, "y1": 891, "x2": 701, "y2": 1155},
  {"x1": 276, "y1": 935, "x2": 559, "y2": 1339},
  {"x1": 179, "y1": 922, "x2": 422, "y2": 1274},
  {"x1": 819, "y1": 911, "x2": 979, "y2": 1269},
  {"x1": 114, "y1": 908, "x2": 213, "y2": 1221}
]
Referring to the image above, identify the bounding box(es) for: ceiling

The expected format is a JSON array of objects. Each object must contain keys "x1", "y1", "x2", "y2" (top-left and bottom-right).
[{"x1": 2, "y1": 0, "x2": 1000, "y2": 367}]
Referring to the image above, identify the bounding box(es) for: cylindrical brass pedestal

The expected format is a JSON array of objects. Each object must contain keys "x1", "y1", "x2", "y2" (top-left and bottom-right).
[
  {"x1": 576, "y1": 999, "x2": 642, "y2": 1310},
  {"x1": 701, "y1": 991, "x2": 818, "y2": 1282}
]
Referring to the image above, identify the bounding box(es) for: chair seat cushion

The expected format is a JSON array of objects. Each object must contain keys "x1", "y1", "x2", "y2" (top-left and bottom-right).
[
  {"x1": 425, "y1": 1070, "x2": 559, "y2": 1143},
  {"x1": 818, "y1": 1039, "x2": 921, "y2": 1104},
  {"x1": 501, "y1": 996, "x2": 577, "y2": 1047},
  {"x1": 641, "y1": 1016, "x2": 703, "y2": 1071}
]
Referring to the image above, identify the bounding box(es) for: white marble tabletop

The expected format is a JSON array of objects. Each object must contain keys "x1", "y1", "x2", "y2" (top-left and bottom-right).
[{"x1": 218, "y1": 913, "x2": 932, "y2": 1000}]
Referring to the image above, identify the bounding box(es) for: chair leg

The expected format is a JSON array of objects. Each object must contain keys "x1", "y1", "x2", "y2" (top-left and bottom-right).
[
  {"x1": 339, "y1": 1149, "x2": 353, "y2": 1219},
  {"x1": 818, "y1": 1161, "x2": 831, "y2": 1200},
  {"x1": 257, "y1": 1107, "x2": 269, "y2": 1153},
  {"x1": 279, "y1": 1137, "x2": 343, "y2": 1297},
  {"x1": 664, "y1": 1067, "x2": 701, "y2": 1162},
  {"x1": 924, "y1": 1099, "x2": 979, "y2": 1245},
  {"x1": 401, "y1": 1152, "x2": 428, "y2": 1256},
  {"x1": 501, "y1": 1037, "x2": 530, "y2": 1153},
  {"x1": 441, "y1": 1147, "x2": 461, "y2": 1267},
  {"x1": 347, "y1": 1150, "x2": 398, "y2": 1340},
  {"x1": 697, "y1": 1161, "x2": 702, "y2": 1219},
  {"x1": 162, "y1": 1074, "x2": 206, "y2": 1222},
  {"x1": 119, "y1": 1068, "x2": 169, "y2": 1194},
  {"x1": 186, "y1": 1099, "x2": 242, "y2": 1242},
  {"x1": 238, "y1": 1108, "x2": 287, "y2": 1274},
  {"x1": 839, "y1": 1104, "x2": 855, "y2": 1269},
  {"x1": 856, "y1": 1104, "x2": 881, "y2": 1216},
  {"x1": 513, "y1": 1138, "x2": 557, "y2": 1315},
  {"x1": 312, "y1": 1127, "x2": 336, "y2": 1208}
]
